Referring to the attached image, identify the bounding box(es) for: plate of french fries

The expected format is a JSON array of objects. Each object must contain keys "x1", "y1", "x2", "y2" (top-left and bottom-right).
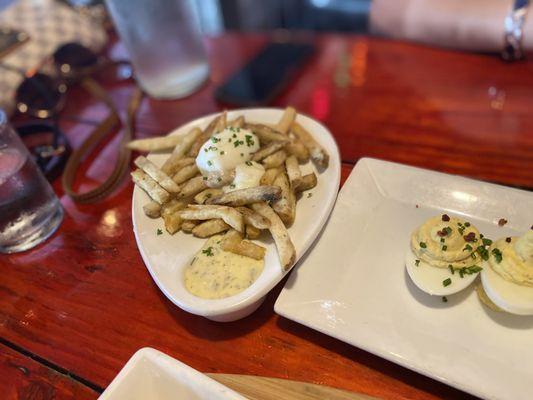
[{"x1": 130, "y1": 108, "x2": 340, "y2": 321}]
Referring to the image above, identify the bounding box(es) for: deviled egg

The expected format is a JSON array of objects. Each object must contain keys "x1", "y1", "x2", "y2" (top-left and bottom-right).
[
  {"x1": 479, "y1": 230, "x2": 533, "y2": 315},
  {"x1": 406, "y1": 214, "x2": 485, "y2": 296}
]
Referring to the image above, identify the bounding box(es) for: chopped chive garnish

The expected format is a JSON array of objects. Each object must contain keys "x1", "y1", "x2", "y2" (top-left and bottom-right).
[
  {"x1": 442, "y1": 245, "x2": 448, "y2": 251},
  {"x1": 220, "y1": 151, "x2": 225, "y2": 155},
  {"x1": 464, "y1": 222, "x2": 471, "y2": 227},
  {"x1": 491, "y1": 248, "x2": 503, "y2": 263},
  {"x1": 443, "y1": 278, "x2": 452, "y2": 287},
  {"x1": 463, "y1": 244, "x2": 473, "y2": 252},
  {"x1": 415, "y1": 259, "x2": 420, "y2": 267},
  {"x1": 245, "y1": 134, "x2": 254, "y2": 146},
  {"x1": 245, "y1": 161, "x2": 253, "y2": 166},
  {"x1": 202, "y1": 247, "x2": 214, "y2": 257},
  {"x1": 207, "y1": 160, "x2": 213, "y2": 166},
  {"x1": 482, "y1": 238, "x2": 492, "y2": 246},
  {"x1": 440, "y1": 238, "x2": 445, "y2": 243},
  {"x1": 419, "y1": 242, "x2": 427, "y2": 248},
  {"x1": 156, "y1": 228, "x2": 163, "y2": 235},
  {"x1": 476, "y1": 245, "x2": 489, "y2": 261},
  {"x1": 459, "y1": 269, "x2": 465, "y2": 278},
  {"x1": 442, "y1": 296, "x2": 448, "y2": 303},
  {"x1": 449, "y1": 265, "x2": 454, "y2": 274}
]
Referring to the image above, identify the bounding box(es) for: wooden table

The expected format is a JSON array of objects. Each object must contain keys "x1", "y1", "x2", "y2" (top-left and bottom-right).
[{"x1": 1, "y1": 33, "x2": 532, "y2": 400}]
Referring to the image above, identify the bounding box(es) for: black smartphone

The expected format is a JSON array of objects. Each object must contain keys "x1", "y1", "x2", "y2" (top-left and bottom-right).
[{"x1": 215, "y1": 42, "x2": 315, "y2": 106}]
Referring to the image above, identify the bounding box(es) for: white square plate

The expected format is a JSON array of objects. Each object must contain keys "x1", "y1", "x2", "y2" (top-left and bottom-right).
[
  {"x1": 98, "y1": 348, "x2": 246, "y2": 400},
  {"x1": 275, "y1": 158, "x2": 533, "y2": 400}
]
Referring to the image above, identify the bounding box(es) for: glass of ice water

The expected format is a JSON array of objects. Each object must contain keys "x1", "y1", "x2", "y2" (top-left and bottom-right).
[
  {"x1": 105, "y1": 0, "x2": 210, "y2": 99},
  {"x1": 0, "y1": 111, "x2": 63, "y2": 253}
]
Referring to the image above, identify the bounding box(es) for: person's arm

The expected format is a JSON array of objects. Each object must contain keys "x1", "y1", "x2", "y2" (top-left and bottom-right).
[{"x1": 370, "y1": 0, "x2": 531, "y2": 52}]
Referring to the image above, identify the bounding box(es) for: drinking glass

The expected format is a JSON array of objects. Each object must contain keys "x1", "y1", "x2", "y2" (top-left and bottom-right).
[
  {"x1": 105, "y1": 0, "x2": 210, "y2": 99},
  {"x1": 0, "y1": 111, "x2": 63, "y2": 253}
]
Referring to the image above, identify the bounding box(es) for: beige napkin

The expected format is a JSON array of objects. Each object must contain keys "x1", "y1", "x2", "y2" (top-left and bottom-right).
[{"x1": 370, "y1": 0, "x2": 532, "y2": 52}]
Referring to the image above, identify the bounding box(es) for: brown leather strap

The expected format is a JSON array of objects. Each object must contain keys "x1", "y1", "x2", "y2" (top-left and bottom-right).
[{"x1": 61, "y1": 78, "x2": 143, "y2": 203}]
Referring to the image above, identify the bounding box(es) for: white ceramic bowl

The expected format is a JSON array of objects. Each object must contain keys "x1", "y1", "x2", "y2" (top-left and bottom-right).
[
  {"x1": 132, "y1": 108, "x2": 340, "y2": 321},
  {"x1": 98, "y1": 348, "x2": 246, "y2": 400}
]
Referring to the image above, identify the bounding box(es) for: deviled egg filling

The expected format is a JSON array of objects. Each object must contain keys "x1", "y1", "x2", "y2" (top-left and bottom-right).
[
  {"x1": 488, "y1": 231, "x2": 533, "y2": 286},
  {"x1": 410, "y1": 214, "x2": 483, "y2": 269}
]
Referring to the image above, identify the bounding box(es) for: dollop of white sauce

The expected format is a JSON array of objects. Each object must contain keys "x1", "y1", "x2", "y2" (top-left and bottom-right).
[
  {"x1": 224, "y1": 161, "x2": 265, "y2": 193},
  {"x1": 195, "y1": 127, "x2": 260, "y2": 187}
]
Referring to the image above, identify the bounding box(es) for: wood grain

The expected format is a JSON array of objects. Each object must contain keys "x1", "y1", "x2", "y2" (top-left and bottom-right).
[
  {"x1": 0, "y1": 343, "x2": 98, "y2": 400},
  {"x1": 208, "y1": 374, "x2": 378, "y2": 400},
  {"x1": 3, "y1": 32, "x2": 531, "y2": 400}
]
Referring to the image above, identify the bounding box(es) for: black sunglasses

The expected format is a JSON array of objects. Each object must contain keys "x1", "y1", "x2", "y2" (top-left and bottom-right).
[
  {"x1": 1, "y1": 42, "x2": 132, "y2": 180},
  {"x1": 15, "y1": 42, "x2": 132, "y2": 118}
]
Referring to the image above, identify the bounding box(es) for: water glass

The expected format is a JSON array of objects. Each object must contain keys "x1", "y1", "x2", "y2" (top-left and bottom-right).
[
  {"x1": 105, "y1": 0, "x2": 210, "y2": 99},
  {"x1": 0, "y1": 111, "x2": 63, "y2": 253}
]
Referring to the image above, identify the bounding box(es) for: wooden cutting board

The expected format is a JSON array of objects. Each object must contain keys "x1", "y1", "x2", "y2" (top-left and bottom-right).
[{"x1": 208, "y1": 374, "x2": 379, "y2": 400}]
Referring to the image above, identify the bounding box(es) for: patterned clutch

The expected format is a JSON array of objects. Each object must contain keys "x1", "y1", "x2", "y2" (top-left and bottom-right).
[{"x1": 0, "y1": 0, "x2": 107, "y2": 115}]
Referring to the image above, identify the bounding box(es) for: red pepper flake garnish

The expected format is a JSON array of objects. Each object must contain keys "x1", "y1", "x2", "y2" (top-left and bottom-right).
[
  {"x1": 437, "y1": 230, "x2": 447, "y2": 237},
  {"x1": 505, "y1": 237, "x2": 512, "y2": 243},
  {"x1": 464, "y1": 232, "x2": 476, "y2": 242},
  {"x1": 415, "y1": 204, "x2": 419, "y2": 208},
  {"x1": 441, "y1": 214, "x2": 450, "y2": 222},
  {"x1": 498, "y1": 218, "x2": 508, "y2": 226}
]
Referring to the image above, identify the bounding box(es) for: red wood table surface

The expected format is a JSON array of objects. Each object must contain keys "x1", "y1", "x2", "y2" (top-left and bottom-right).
[{"x1": 1, "y1": 33, "x2": 532, "y2": 400}]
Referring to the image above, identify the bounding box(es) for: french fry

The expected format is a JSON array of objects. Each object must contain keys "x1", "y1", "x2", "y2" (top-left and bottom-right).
[
  {"x1": 251, "y1": 202, "x2": 296, "y2": 270},
  {"x1": 181, "y1": 220, "x2": 198, "y2": 233},
  {"x1": 206, "y1": 186, "x2": 281, "y2": 207},
  {"x1": 163, "y1": 213, "x2": 182, "y2": 234},
  {"x1": 171, "y1": 128, "x2": 202, "y2": 155},
  {"x1": 291, "y1": 121, "x2": 329, "y2": 169},
  {"x1": 260, "y1": 167, "x2": 282, "y2": 186},
  {"x1": 245, "y1": 123, "x2": 287, "y2": 143},
  {"x1": 194, "y1": 188, "x2": 224, "y2": 205},
  {"x1": 294, "y1": 172, "x2": 317, "y2": 193},
  {"x1": 134, "y1": 155, "x2": 180, "y2": 194},
  {"x1": 178, "y1": 176, "x2": 208, "y2": 199},
  {"x1": 172, "y1": 164, "x2": 199, "y2": 184},
  {"x1": 143, "y1": 201, "x2": 161, "y2": 218},
  {"x1": 227, "y1": 115, "x2": 245, "y2": 128},
  {"x1": 161, "y1": 128, "x2": 202, "y2": 175},
  {"x1": 285, "y1": 138, "x2": 310, "y2": 163},
  {"x1": 162, "y1": 157, "x2": 195, "y2": 177},
  {"x1": 252, "y1": 140, "x2": 288, "y2": 162},
  {"x1": 245, "y1": 224, "x2": 261, "y2": 239},
  {"x1": 192, "y1": 219, "x2": 230, "y2": 238},
  {"x1": 285, "y1": 155, "x2": 301, "y2": 186},
  {"x1": 214, "y1": 111, "x2": 228, "y2": 133},
  {"x1": 161, "y1": 199, "x2": 187, "y2": 217},
  {"x1": 131, "y1": 169, "x2": 170, "y2": 204},
  {"x1": 127, "y1": 135, "x2": 182, "y2": 152},
  {"x1": 275, "y1": 106, "x2": 296, "y2": 135},
  {"x1": 272, "y1": 172, "x2": 296, "y2": 226},
  {"x1": 188, "y1": 112, "x2": 227, "y2": 157},
  {"x1": 235, "y1": 207, "x2": 270, "y2": 229},
  {"x1": 262, "y1": 150, "x2": 287, "y2": 168},
  {"x1": 179, "y1": 205, "x2": 244, "y2": 232},
  {"x1": 221, "y1": 230, "x2": 266, "y2": 261},
  {"x1": 160, "y1": 200, "x2": 187, "y2": 234}
]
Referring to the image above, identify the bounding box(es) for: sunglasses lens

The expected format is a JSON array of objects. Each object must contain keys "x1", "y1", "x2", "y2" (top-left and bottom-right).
[
  {"x1": 16, "y1": 73, "x2": 64, "y2": 117},
  {"x1": 54, "y1": 43, "x2": 98, "y2": 72}
]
